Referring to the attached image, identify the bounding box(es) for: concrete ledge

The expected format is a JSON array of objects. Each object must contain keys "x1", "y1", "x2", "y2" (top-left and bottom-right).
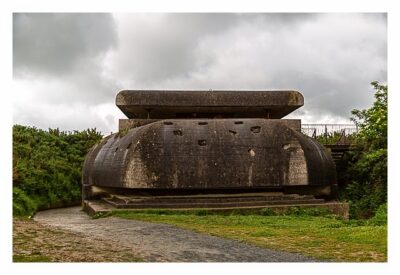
[
  {"x1": 116, "y1": 90, "x2": 304, "y2": 119},
  {"x1": 83, "y1": 200, "x2": 114, "y2": 217},
  {"x1": 83, "y1": 200, "x2": 349, "y2": 219}
]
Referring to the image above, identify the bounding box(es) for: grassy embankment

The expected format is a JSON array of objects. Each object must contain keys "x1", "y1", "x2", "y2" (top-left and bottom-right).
[
  {"x1": 13, "y1": 125, "x2": 102, "y2": 216},
  {"x1": 111, "y1": 206, "x2": 387, "y2": 262}
]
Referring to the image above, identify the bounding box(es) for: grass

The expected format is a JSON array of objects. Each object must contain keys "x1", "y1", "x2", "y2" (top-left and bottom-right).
[{"x1": 111, "y1": 209, "x2": 387, "y2": 262}]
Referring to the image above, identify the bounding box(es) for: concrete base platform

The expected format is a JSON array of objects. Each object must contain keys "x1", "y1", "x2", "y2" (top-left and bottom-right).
[
  {"x1": 102, "y1": 192, "x2": 326, "y2": 209},
  {"x1": 83, "y1": 196, "x2": 349, "y2": 219}
]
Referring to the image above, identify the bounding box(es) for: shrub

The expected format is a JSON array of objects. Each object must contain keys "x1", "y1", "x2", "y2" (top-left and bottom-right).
[
  {"x1": 12, "y1": 125, "x2": 103, "y2": 216},
  {"x1": 368, "y1": 203, "x2": 387, "y2": 226},
  {"x1": 339, "y1": 82, "x2": 387, "y2": 219},
  {"x1": 12, "y1": 187, "x2": 37, "y2": 217}
]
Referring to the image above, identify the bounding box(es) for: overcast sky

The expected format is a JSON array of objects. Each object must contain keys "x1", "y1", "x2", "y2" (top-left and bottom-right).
[{"x1": 12, "y1": 13, "x2": 387, "y2": 133}]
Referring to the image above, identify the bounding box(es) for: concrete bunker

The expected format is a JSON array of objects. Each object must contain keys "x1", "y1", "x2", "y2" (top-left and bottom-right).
[{"x1": 82, "y1": 90, "x2": 340, "y2": 212}]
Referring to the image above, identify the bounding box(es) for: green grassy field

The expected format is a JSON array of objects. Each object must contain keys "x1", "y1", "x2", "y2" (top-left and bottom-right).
[{"x1": 112, "y1": 210, "x2": 387, "y2": 262}]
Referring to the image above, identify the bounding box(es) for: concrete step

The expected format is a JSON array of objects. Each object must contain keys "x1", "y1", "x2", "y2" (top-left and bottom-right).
[
  {"x1": 109, "y1": 192, "x2": 286, "y2": 200},
  {"x1": 84, "y1": 199, "x2": 350, "y2": 219},
  {"x1": 104, "y1": 194, "x2": 316, "y2": 205},
  {"x1": 102, "y1": 197, "x2": 325, "y2": 209}
]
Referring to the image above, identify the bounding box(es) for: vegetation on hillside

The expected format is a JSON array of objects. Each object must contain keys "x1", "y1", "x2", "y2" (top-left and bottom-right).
[
  {"x1": 341, "y1": 81, "x2": 387, "y2": 218},
  {"x1": 12, "y1": 125, "x2": 102, "y2": 216},
  {"x1": 309, "y1": 82, "x2": 387, "y2": 219},
  {"x1": 314, "y1": 131, "x2": 357, "y2": 145}
]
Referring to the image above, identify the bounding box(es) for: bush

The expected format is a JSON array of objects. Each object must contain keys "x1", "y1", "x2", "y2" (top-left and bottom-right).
[
  {"x1": 339, "y1": 81, "x2": 387, "y2": 219},
  {"x1": 13, "y1": 187, "x2": 37, "y2": 217},
  {"x1": 12, "y1": 125, "x2": 103, "y2": 216},
  {"x1": 368, "y1": 203, "x2": 387, "y2": 226}
]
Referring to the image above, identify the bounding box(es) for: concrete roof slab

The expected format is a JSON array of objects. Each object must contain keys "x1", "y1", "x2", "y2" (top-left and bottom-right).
[{"x1": 116, "y1": 90, "x2": 304, "y2": 119}]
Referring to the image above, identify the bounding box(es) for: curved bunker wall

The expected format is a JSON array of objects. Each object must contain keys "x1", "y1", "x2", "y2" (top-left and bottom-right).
[{"x1": 82, "y1": 118, "x2": 336, "y2": 199}]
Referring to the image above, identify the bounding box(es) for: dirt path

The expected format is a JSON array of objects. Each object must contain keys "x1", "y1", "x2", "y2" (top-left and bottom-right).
[
  {"x1": 13, "y1": 218, "x2": 145, "y2": 262},
  {"x1": 33, "y1": 207, "x2": 317, "y2": 262}
]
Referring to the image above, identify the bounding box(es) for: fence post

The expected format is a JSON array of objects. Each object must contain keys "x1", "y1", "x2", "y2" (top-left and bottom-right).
[{"x1": 324, "y1": 125, "x2": 328, "y2": 143}]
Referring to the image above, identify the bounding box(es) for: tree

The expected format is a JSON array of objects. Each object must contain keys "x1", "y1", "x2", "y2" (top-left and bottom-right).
[
  {"x1": 351, "y1": 81, "x2": 387, "y2": 150},
  {"x1": 343, "y1": 81, "x2": 387, "y2": 218}
]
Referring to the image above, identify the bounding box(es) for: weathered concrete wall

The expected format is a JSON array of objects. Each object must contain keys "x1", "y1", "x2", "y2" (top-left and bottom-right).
[
  {"x1": 82, "y1": 119, "x2": 336, "y2": 197},
  {"x1": 119, "y1": 119, "x2": 160, "y2": 132},
  {"x1": 119, "y1": 118, "x2": 302, "y2": 132}
]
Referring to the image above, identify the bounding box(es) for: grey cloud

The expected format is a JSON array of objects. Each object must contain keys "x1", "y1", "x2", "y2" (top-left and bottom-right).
[
  {"x1": 110, "y1": 13, "x2": 321, "y2": 85},
  {"x1": 14, "y1": 106, "x2": 113, "y2": 134},
  {"x1": 117, "y1": 13, "x2": 386, "y2": 122},
  {"x1": 238, "y1": 13, "x2": 318, "y2": 28},
  {"x1": 270, "y1": 72, "x2": 382, "y2": 121},
  {"x1": 109, "y1": 13, "x2": 242, "y2": 84},
  {"x1": 13, "y1": 13, "x2": 117, "y2": 76},
  {"x1": 13, "y1": 13, "x2": 387, "y2": 132},
  {"x1": 13, "y1": 13, "x2": 120, "y2": 107}
]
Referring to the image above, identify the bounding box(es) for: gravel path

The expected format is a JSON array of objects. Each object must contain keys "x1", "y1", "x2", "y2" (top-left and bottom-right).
[{"x1": 34, "y1": 207, "x2": 317, "y2": 262}]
